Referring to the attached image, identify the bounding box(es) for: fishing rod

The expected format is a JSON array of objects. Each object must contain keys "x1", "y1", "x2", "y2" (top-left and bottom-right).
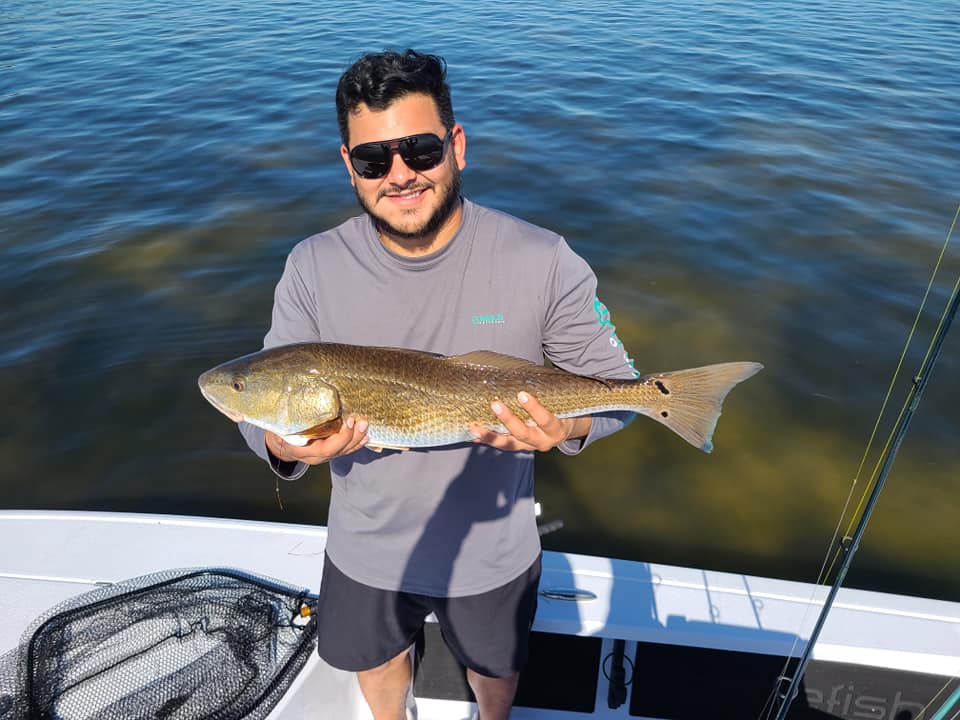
[
  {"x1": 930, "y1": 685, "x2": 960, "y2": 720},
  {"x1": 769, "y1": 268, "x2": 960, "y2": 720}
]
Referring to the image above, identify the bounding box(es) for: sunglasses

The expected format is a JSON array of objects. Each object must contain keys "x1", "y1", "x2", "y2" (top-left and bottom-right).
[{"x1": 348, "y1": 131, "x2": 452, "y2": 179}]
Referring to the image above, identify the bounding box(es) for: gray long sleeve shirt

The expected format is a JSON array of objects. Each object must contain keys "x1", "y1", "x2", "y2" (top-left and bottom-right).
[{"x1": 241, "y1": 198, "x2": 638, "y2": 596}]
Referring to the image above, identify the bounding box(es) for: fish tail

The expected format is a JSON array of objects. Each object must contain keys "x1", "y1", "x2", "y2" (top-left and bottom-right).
[{"x1": 633, "y1": 362, "x2": 763, "y2": 452}]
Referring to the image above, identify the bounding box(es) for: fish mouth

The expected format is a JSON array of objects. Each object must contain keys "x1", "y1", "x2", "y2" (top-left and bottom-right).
[{"x1": 199, "y1": 385, "x2": 245, "y2": 424}]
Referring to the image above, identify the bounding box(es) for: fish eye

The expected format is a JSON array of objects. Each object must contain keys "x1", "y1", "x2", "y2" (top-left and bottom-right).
[{"x1": 232, "y1": 379, "x2": 245, "y2": 392}]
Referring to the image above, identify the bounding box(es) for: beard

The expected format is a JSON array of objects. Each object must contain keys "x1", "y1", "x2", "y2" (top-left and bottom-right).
[{"x1": 355, "y1": 162, "x2": 463, "y2": 242}]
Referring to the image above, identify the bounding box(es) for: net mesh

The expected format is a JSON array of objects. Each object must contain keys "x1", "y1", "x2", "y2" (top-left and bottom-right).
[{"x1": 0, "y1": 568, "x2": 317, "y2": 720}]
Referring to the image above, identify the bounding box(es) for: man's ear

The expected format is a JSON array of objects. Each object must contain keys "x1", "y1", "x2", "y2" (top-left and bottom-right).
[
  {"x1": 452, "y1": 124, "x2": 467, "y2": 171},
  {"x1": 340, "y1": 145, "x2": 356, "y2": 187}
]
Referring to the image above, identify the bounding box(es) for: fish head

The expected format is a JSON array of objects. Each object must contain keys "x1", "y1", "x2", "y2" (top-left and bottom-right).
[{"x1": 198, "y1": 346, "x2": 341, "y2": 438}]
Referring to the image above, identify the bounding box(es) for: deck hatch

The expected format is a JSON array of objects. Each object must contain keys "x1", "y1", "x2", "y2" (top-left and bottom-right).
[
  {"x1": 415, "y1": 625, "x2": 602, "y2": 712},
  {"x1": 628, "y1": 641, "x2": 957, "y2": 719}
]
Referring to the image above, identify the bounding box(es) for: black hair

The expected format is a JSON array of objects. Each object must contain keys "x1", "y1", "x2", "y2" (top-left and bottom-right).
[{"x1": 336, "y1": 50, "x2": 456, "y2": 146}]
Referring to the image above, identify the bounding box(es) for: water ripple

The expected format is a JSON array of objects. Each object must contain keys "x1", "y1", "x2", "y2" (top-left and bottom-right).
[{"x1": 2, "y1": 0, "x2": 958, "y2": 597}]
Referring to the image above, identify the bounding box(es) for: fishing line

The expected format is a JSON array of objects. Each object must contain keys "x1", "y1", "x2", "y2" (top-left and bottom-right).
[
  {"x1": 759, "y1": 203, "x2": 960, "y2": 720},
  {"x1": 825, "y1": 204, "x2": 960, "y2": 583},
  {"x1": 915, "y1": 678, "x2": 960, "y2": 720}
]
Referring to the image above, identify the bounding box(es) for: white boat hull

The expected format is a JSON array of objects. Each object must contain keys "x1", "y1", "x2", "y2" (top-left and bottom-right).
[{"x1": 1, "y1": 511, "x2": 957, "y2": 719}]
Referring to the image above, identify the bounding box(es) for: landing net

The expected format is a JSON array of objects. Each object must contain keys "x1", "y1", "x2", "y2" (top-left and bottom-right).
[{"x1": 0, "y1": 568, "x2": 316, "y2": 719}]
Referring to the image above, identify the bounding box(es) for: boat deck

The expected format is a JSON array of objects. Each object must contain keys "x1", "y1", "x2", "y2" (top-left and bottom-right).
[{"x1": 1, "y1": 511, "x2": 957, "y2": 719}]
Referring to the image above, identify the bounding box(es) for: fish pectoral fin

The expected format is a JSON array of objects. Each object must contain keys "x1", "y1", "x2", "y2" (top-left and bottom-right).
[
  {"x1": 293, "y1": 417, "x2": 344, "y2": 440},
  {"x1": 366, "y1": 443, "x2": 410, "y2": 453}
]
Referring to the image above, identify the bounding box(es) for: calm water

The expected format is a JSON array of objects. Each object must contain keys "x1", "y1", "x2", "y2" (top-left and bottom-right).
[{"x1": 2, "y1": 1, "x2": 958, "y2": 600}]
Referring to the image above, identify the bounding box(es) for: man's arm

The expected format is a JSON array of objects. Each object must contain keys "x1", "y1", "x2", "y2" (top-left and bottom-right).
[
  {"x1": 241, "y1": 242, "x2": 369, "y2": 476},
  {"x1": 471, "y1": 238, "x2": 636, "y2": 454}
]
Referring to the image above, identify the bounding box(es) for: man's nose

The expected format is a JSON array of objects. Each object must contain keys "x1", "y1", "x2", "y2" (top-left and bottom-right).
[{"x1": 384, "y1": 150, "x2": 416, "y2": 185}]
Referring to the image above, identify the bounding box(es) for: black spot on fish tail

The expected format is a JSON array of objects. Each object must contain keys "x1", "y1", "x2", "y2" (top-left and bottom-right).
[{"x1": 636, "y1": 361, "x2": 763, "y2": 453}]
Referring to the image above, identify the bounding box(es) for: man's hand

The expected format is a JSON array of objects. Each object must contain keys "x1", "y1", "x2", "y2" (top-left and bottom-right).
[
  {"x1": 265, "y1": 418, "x2": 369, "y2": 465},
  {"x1": 470, "y1": 392, "x2": 591, "y2": 452}
]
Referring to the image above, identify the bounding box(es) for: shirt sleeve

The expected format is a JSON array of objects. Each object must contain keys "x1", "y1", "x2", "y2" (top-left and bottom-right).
[
  {"x1": 541, "y1": 239, "x2": 639, "y2": 455},
  {"x1": 239, "y1": 244, "x2": 321, "y2": 480},
  {"x1": 263, "y1": 243, "x2": 323, "y2": 349}
]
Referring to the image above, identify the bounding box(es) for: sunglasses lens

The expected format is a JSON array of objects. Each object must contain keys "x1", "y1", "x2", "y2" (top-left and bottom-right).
[
  {"x1": 349, "y1": 133, "x2": 449, "y2": 179},
  {"x1": 399, "y1": 134, "x2": 445, "y2": 171},
  {"x1": 349, "y1": 144, "x2": 391, "y2": 179}
]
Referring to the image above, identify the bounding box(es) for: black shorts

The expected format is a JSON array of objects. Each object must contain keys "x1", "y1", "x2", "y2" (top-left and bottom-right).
[{"x1": 315, "y1": 553, "x2": 541, "y2": 678}]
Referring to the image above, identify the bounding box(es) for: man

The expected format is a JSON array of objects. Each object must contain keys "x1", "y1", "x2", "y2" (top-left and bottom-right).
[{"x1": 240, "y1": 50, "x2": 637, "y2": 720}]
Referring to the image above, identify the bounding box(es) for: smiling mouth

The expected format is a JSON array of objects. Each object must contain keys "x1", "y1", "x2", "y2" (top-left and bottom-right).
[{"x1": 382, "y1": 186, "x2": 430, "y2": 201}]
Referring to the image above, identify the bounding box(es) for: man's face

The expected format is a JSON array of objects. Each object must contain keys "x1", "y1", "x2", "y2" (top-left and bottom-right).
[{"x1": 340, "y1": 93, "x2": 467, "y2": 243}]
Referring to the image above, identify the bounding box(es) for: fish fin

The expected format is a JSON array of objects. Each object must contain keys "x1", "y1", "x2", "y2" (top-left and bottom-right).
[
  {"x1": 445, "y1": 351, "x2": 569, "y2": 374},
  {"x1": 367, "y1": 443, "x2": 410, "y2": 453},
  {"x1": 283, "y1": 435, "x2": 310, "y2": 447},
  {"x1": 639, "y1": 362, "x2": 763, "y2": 453},
  {"x1": 445, "y1": 351, "x2": 536, "y2": 369},
  {"x1": 293, "y1": 417, "x2": 343, "y2": 440}
]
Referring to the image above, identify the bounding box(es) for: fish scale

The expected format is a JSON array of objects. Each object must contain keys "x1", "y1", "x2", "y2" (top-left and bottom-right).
[{"x1": 198, "y1": 343, "x2": 763, "y2": 452}]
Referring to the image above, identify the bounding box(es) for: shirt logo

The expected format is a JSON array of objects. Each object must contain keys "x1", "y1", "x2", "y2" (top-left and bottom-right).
[
  {"x1": 472, "y1": 313, "x2": 505, "y2": 325},
  {"x1": 594, "y1": 297, "x2": 639, "y2": 377}
]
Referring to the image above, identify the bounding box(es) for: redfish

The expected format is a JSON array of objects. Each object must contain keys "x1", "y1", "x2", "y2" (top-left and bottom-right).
[{"x1": 199, "y1": 343, "x2": 762, "y2": 452}]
